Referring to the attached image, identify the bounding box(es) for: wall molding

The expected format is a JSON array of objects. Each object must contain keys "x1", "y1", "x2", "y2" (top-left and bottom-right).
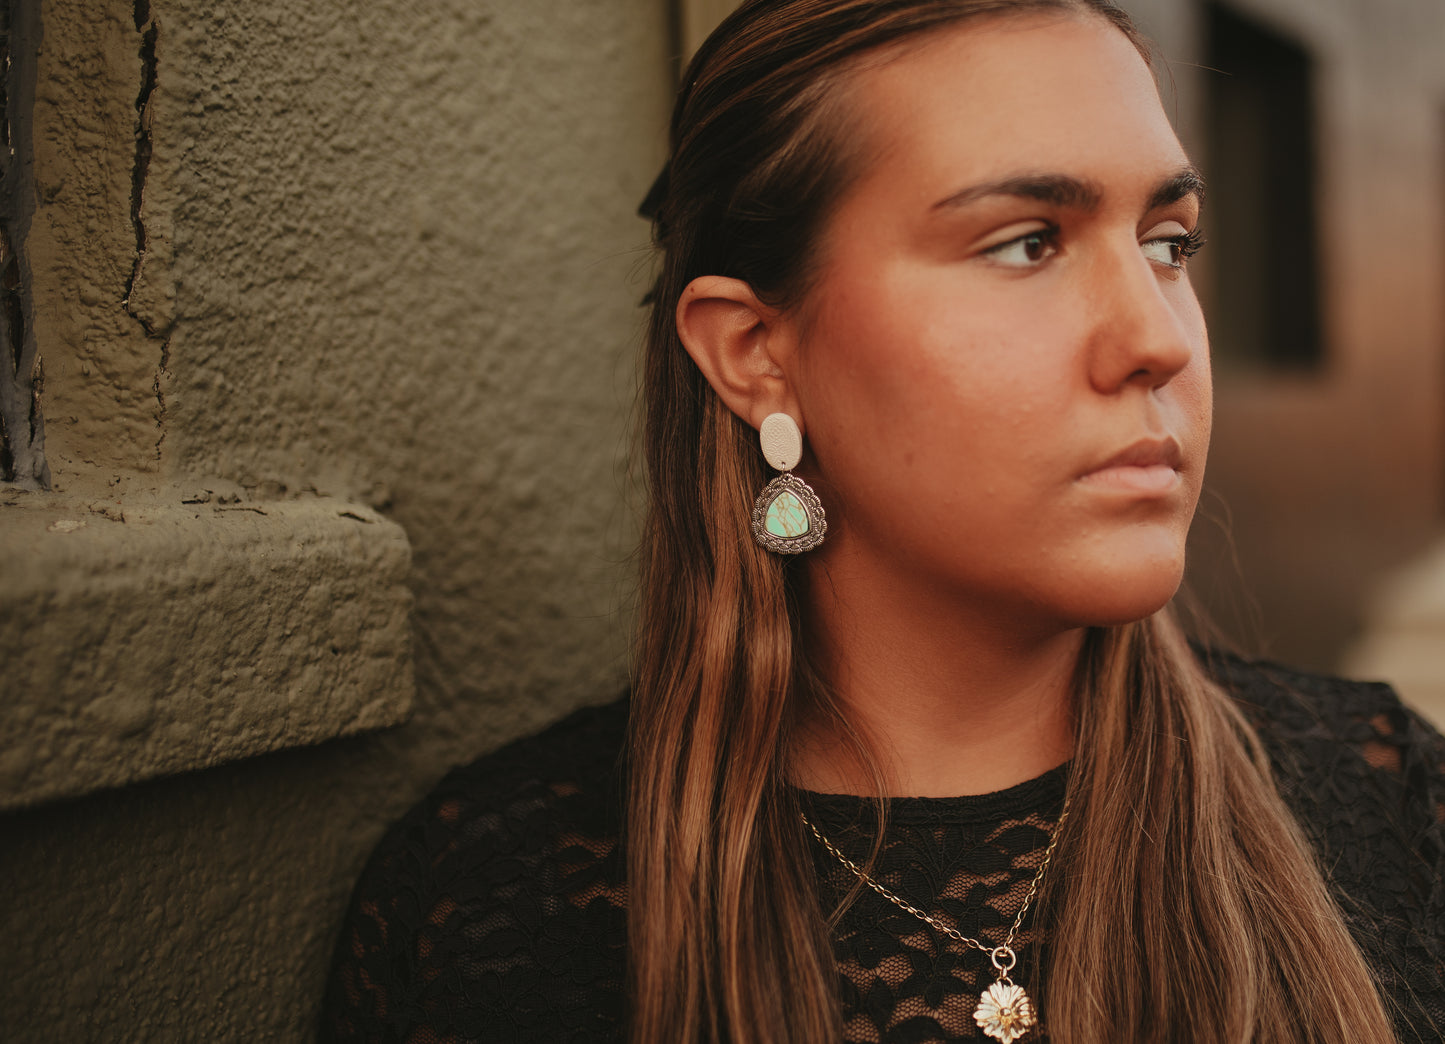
[{"x1": 0, "y1": 489, "x2": 414, "y2": 810}]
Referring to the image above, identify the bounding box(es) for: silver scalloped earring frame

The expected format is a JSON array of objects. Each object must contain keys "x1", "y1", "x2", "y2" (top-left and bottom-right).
[{"x1": 751, "y1": 413, "x2": 827, "y2": 554}]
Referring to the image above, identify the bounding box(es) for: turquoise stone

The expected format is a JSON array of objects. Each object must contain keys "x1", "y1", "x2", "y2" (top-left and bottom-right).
[{"x1": 764, "y1": 489, "x2": 810, "y2": 538}]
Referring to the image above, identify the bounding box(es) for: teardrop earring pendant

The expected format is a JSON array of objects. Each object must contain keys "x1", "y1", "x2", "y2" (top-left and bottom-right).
[{"x1": 751, "y1": 413, "x2": 826, "y2": 554}]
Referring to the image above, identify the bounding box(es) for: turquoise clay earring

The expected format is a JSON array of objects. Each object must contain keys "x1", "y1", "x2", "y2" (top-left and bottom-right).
[{"x1": 751, "y1": 413, "x2": 826, "y2": 554}]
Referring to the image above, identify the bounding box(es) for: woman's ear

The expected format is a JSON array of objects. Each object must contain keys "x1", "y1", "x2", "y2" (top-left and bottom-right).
[{"x1": 676, "y1": 276, "x2": 801, "y2": 431}]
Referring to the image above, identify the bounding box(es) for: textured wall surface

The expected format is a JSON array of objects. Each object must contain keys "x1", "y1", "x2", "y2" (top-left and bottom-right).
[{"x1": 2, "y1": 0, "x2": 669, "y2": 1039}]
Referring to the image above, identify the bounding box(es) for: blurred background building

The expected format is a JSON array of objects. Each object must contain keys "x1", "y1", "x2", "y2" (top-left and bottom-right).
[
  {"x1": 1130, "y1": 0, "x2": 1445, "y2": 721},
  {"x1": 0, "y1": 0, "x2": 1440, "y2": 1039}
]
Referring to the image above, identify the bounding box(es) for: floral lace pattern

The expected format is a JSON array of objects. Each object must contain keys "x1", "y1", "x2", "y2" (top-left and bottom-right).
[
  {"x1": 803, "y1": 770, "x2": 1066, "y2": 1043},
  {"x1": 321, "y1": 656, "x2": 1445, "y2": 1043}
]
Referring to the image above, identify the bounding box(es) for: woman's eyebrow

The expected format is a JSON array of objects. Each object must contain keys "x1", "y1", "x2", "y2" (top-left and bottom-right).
[
  {"x1": 932, "y1": 173, "x2": 1103, "y2": 212},
  {"x1": 1148, "y1": 167, "x2": 1206, "y2": 211},
  {"x1": 930, "y1": 166, "x2": 1206, "y2": 214}
]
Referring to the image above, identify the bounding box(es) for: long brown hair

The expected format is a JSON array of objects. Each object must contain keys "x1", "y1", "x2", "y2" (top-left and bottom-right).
[{"x1": 628, "y1": 2, "x2": 1395, "y2": 1041}]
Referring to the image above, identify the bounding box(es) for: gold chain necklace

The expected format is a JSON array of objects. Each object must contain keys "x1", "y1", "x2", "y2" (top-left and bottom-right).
[{"x1": 800, "y1": 785, "x2": 1071, "y2": 1044}]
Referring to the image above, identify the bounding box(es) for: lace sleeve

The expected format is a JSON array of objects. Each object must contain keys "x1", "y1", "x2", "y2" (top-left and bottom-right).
[
  {"x1": 1218, "y1": 656, "x2": 1445, "y2": 1042},
  {"x1": 319, "y1": 700, "x2": 630, "y2": 1044}
]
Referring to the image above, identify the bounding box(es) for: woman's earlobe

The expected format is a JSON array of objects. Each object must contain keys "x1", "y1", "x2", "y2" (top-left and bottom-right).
[{"x1": 676, "y1": 276, "x2": 796, "y2": 428}]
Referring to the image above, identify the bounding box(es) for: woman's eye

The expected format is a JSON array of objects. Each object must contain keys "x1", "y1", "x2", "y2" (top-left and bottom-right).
[
  {"x1": 1140, "y1": 229, "x2": 1205, "y2": 269},
  {"x1": 983, "y1": 229, "x2": 1058, "y2": 268}
]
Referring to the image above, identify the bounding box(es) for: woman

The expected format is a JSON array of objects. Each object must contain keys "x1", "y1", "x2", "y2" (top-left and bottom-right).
[{"x1": 322, "y1": 1, "x2": 1445, "y2": 1041}]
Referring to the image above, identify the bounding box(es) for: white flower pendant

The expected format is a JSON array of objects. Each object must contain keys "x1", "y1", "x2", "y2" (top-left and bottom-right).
[{"x1": 973, "y1": 981, "x2": 1038, "y2": 1043}]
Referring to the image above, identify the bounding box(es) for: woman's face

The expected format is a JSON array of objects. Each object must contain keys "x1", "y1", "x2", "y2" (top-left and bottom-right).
[{"x1": 788, "y1": 12, "x2": 1211, "y2": 630}]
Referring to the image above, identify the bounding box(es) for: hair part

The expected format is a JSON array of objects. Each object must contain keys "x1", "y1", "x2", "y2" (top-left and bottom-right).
[{"x1": 629, "y1": 2, "x2": 1394, "y2": 1041}]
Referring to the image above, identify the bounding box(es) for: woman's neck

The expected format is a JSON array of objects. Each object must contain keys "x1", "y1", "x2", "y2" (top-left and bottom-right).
[{"x1": 791, "y1": 554, "x2": 1080, "y2": 799}]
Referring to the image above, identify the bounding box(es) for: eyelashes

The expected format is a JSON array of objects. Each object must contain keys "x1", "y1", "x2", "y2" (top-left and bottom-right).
[
  {"x1": 1166, "y1": 227, "x2": 1207, "y2": 265},
  {"x1": 1139, "y1": 226, "x2": 1206, "y2": 271}
]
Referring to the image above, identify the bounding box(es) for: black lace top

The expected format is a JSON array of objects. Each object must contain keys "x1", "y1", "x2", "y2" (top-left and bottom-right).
[{"x1": 321, "y1": 655, "x2": 1445, "y2": 1042}]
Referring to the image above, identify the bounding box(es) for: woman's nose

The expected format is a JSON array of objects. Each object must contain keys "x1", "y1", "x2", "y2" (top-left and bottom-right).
[{"x1": 1085, "y1": 241, "x2": 1198, "y2": 394}]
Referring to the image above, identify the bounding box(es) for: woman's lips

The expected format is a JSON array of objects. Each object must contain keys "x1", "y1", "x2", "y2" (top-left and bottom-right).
[{"x1": 1077, "y1": 437, "x2": 1183, "y2": 494}]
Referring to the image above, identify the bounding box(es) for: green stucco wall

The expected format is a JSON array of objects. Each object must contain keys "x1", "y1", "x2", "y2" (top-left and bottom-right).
[{"x1": 1, "y1": 0, "x2": 669, "y2": 1038}]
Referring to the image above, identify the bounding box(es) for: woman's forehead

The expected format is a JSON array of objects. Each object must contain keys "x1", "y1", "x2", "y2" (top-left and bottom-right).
[{"x1": 835, "y1": 12, "x2": 1186, "y2": 205}]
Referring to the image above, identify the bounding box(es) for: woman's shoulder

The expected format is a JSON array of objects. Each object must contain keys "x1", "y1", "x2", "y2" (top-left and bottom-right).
[
  {"x1": 320, "y1": 696, "x2": 630, "y2": 1044},
  {"x1": 1201, "y1": 647, "x2": 1444, "y2": 852},
  {"x1": 1202, "y1": 647, "x2": 1445, "y2": 797},
  {"x1": 436, "y1": 693, "x2": 630, "y2": 821},
  {"x1": 1201, "y1": 649, "x2": 1445, "y2": 1037},
  {"x1": 380, "y1": 694, "x2": 630, "y2": 878}
]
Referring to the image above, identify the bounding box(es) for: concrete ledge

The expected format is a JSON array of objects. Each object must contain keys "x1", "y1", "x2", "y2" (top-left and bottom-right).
[{"x1": 0, "y1": 491, "x2": 414, "y2": 810}]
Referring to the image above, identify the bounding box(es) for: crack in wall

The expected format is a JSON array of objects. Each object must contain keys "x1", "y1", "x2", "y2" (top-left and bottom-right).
[
  {"x1": 122, "y1": 0, "x2": 157, "y2": 328},
  {"x1": 153, "y1": 336, "x2": 168, "y2": 460},
  {"x1": 125, "y1": 0, "x2": 166, "y2": 464}
]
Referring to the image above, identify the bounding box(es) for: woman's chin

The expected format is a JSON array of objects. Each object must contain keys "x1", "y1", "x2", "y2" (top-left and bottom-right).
[{"x1": 1042, "y1": 555, "x2": 1187, "y2": 630}]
